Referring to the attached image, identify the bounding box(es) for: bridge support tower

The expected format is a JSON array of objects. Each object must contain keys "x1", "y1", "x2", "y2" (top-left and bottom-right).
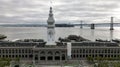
[
  {"x1": 110, "y1": 17, "x2": 114, "y2": 30},
  {"x1": 80, "y1": 21, "x2": 83, "y2": 29},
  {"x1": 91, "y1": 23, "x2": 95, "y2": 29}
]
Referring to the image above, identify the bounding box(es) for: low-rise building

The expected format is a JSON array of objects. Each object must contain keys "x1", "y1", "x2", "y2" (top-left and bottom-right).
[{"x1": 0, "y1": 39, "x2": 119, "y2": 65}]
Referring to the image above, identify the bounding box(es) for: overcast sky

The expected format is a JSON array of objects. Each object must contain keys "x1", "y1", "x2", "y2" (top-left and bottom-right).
[{"x1": 0, "y1": 0, "x2": 120, "y2": 24}]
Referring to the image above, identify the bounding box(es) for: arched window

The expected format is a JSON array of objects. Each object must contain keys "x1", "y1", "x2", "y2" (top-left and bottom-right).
[
  {"x1": 40, "y1": 51, "x2": 45, "y2": 55},
  {"x1": 48, "y1": 51, "x2": 53, "y2": 55},
  {"x1": 55, "y1": 51, "x2": 60, "y2": 55}
]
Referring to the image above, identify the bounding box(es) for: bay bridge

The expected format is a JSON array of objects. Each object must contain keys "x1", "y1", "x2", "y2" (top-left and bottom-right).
[
  {"x1": 73, "y1": 23, "x2": 120, "y2": 28},
  {"x1": 72, "y1": 17, "x2": 120, "y2": 30}
]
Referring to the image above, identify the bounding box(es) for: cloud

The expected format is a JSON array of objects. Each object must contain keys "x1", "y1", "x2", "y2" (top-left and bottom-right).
[{"x1": 0, "y1": 0, "x2": 120, "y2": 24}]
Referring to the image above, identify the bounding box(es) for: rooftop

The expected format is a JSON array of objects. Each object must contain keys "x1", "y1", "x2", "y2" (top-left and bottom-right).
[
  {"x1": 72, "y1": 41, "x2": 119, "y2": 47},
  {"x1": 0, "y1": 41, "x2": 118, "y2": 47}
]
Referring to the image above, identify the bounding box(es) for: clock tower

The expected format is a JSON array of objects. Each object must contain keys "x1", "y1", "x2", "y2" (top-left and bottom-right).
[{"x1": 47, "y1": 7, "x2": 55, "y2": 45}]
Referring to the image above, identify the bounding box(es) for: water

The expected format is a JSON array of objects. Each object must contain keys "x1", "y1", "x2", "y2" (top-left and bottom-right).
[{"x1": 0, "y1": 27, "x2": 120, "y2": 41}]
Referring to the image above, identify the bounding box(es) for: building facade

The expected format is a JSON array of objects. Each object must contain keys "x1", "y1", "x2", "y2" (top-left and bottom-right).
[
  {"x1": 71, "y1": 42, "x2": 120, "y2": 59},
  {"x1": 0, "y1": 40, "x2": 120, "y2": 64}
]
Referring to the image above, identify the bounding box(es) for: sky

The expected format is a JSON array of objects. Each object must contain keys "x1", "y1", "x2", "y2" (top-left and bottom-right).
[{"x1": 0, "y1": 0, "x2": 120, "y2": 24}]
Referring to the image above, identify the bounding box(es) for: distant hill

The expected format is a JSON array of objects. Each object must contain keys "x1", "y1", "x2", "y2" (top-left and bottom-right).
[
  {"x1": 0, "y1": 24, "x2": 46, "y2": 27},
  {"x1": 0, "y1": 23, "x2": 120, "y2": 27}
]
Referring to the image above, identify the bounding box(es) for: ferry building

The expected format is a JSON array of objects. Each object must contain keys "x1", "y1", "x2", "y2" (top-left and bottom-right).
[
  {"x1": 0, "y1": 7, "x2": 120, "y2": 66},
  {"x1": 0, "y1": 39, "x2": 120, "y2": 65}
]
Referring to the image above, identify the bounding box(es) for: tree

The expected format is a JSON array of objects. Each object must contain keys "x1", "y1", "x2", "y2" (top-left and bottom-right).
[{"x1": 87, "y1": 56, "x2": 94, "y2": 62}]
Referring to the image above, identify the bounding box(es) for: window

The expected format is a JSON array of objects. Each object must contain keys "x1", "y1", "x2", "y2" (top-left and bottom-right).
[
  {"x1": 40, "y1": 51, "x2": 45, "y2": 55},
  {"x1": 105, "y1": 49, "x2": 107, "y2": 53},
  {"x1": 76, "y1": 55, "x2": 78, "y2": 58},
  {"x1": 25, "y1": 49, "x2": 27, "y2": 53},
  {"x1": 9, "y1": 55, "x2": 11, "y2": 57},
  {"x1": 19, "y1": 50, "x2": 21, "y2": 53},
  {"x1": 108, "y1": 49, "x2": 110, "y2": 53},
  {"x1": 6, "y1": 55, "x2": 8, "y2": 58},
  {"x1": 29, "y1": 55, "x2": 33, "y2": 58},
  {"x1": 22, "y1": 50, "x2": 24, "y2": 53},
  {"x1": 40, "y1": 56, "x2": 45, "y2": 60},
  {"x1": 3, "y1": 49, "x2": 4, "y2": 53},
  {"x1": 16, "y1": 49, "x2": 17, "y2": 53},
  {"x1": 19, "y1": 55, "x2": 21, "y2": 57},
  {"x1": 6, "y1": 50, "x2": 8, "y2": 53},
  {"x1": 16, "y1": 55, "x2": 18, "y2": 57},
  {"x1": 35, "y1": 55, "x2": 38, "y2": 60},
  {"x1": 22, "y1": 55, "x2": 24, "y2": 58},
  {"x1": 12, "y1": 55, "x2": 14, "y2": 58},
  {"x1": 29, "y1": 50, "x2": 31, "y2": 53},
  {"x1": 48, "y1": 51, "x2": 53, "y2": 55},
  {"x1": 12, "y1": 50, "x2": 14, "y2": 53},
  {"x1": 55, "y1": 51, "x2": 60, "y2": 55},
  {"x1": 25, "y1": 55, "x2": 27, "y2": 58}
]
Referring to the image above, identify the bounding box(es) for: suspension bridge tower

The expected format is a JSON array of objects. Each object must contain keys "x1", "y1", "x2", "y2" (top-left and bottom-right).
[{"x1": 110, "y1": 17, "x2": 114, "y2": 30}]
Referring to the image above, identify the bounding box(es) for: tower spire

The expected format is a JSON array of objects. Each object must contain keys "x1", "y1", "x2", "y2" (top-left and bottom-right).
[
  {"x1": 49, "y1": 7, "x2": 53, "y2": 17},
  {"x1": 47, "y1": 5, "x2": 55, "y2": 45},
  {"x1": 47, "y1": 6, "x2": 55, "y2": 25},
  {"x1": 50, "y1": 0, "x2": 53, "y2": 8}
]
